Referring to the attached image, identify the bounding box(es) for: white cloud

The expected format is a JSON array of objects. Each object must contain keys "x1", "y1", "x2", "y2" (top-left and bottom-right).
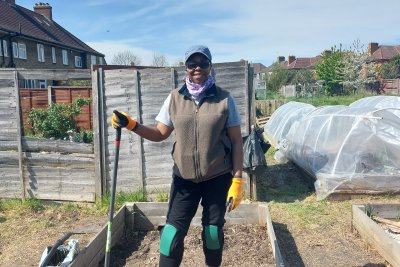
[
  {"x1": 83, "y1": 0, "x2": 400, "y2": 66},
  {"x1": 86, "y1": 41, "x2": 181, "y2": 66}
]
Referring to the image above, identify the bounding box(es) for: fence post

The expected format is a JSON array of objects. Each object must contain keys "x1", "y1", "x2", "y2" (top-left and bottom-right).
[
  {"x1": 47, "y1": 85, "x2": 52, "y2": 104},
  {"x1": 134, "y1": 70, "x2": 145, "y2": 191},
  {"x1": 14, "y1": 71, "x2": 26, "y2": 201}
]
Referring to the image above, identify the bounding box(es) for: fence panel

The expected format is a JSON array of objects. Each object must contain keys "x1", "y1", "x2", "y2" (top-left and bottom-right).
[
  {"x1": 256, "y1": 99, "x2": 288, "y2": 117},
  {"x1": 19, "y1": 86, "x2": 93, "y2": 132},
  {"x1": 0, "y1": 69, "x2": 95, "y2": 201},
  {"x1": 20, "y1": 88, "x2": 48, "y2": 131},
  {"x1": 52, "y1": 86, "x2": 93, "y2": 130},
  {"x1": 96, "y1": 61, "x2": 253, "y2": 195},
  {"x1": 0, "y1": 71, "x2": 22, "y2": 198},
  {"x1": 381, "y1": 79, "x2": 400, "y2": 95}
]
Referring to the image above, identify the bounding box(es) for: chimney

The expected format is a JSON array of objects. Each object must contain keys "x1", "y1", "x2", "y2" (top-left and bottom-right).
[
  {"x1": 277, "y1": 56, "x2": 285, "y2": 63},
  {"x1": 288, "y1": 55, "x2": 296, "y2": 65},
  {"x1": 4, "y1": 0, "x2": 16, "y2": 5},
  {"x1": 34, "y1": 2, "x2": 52, "y2": 20},
  {"x1": 368, "y1": 42, "x2": 379, "y2": 56}
]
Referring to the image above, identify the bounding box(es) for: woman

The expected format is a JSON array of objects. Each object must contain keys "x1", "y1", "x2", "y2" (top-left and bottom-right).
[{"x1": 112, "y1": 45, "x2": 243, "y2": 267}]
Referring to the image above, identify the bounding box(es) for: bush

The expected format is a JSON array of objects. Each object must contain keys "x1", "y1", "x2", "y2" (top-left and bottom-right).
[
  {"x1": 28, "y1": 96, "x2": 91, "y2": 141},
  {"x1": 72, "y1": 130, "x2": 94, "y2": 143}
]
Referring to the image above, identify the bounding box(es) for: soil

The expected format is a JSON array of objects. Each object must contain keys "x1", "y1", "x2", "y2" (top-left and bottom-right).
[
  {"x1": 256, "y1": 152, "x2": 399, "y2": 267},
  {"x1": 0, "y1": 207, "x2": 108, "y2": 267},
  {"x1": 1, "y1": 149, "x2": 400, "y2": 267},
  {"x1": 105, "y1": 224, "x2": 275, "y2": 267}
]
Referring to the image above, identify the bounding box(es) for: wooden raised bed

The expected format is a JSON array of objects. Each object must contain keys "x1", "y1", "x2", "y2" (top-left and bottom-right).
[
  {"x1": 352, "y1": 204, "x2": 400, "y2": 267},
  {"x1": 70, "y1": 202, "x2": 285, "y2": 267}
]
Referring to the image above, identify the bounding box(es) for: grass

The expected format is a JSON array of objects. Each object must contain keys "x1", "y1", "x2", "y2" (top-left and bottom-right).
[
  {"x1": 95, "y1": 188, "x2": 149, "y2": 212},
  {"x1": 286, "y1": 92, "x2": 373, "y2": 107},
  {"x1": 0, "y1": 187, "x2": 150, "y2": 217},
  {"x1": 154, "y1": 190, "x2": 169, "y2": 202},
  {"x1": 0, "y1": 198, "x2": 44, "y2": 215}
]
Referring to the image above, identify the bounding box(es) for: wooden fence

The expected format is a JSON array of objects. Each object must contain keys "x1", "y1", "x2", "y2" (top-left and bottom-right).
[
  {"x1": 381, "y1": 79, "x2": 400, "y2": 95},
  {"x1": 93, "y1": 61, "x2": 255, "y2": 196},
  {"x1": 0, "y1": 63, "x2": 255, "y2": 202},
  {"x1": 20, "y1": 86, "x2": 93, "y2": 132},
  {"x1": 255, "y1": 99, "x2": 288, "y2": 117},
  {"x1": 0, "y1": 69, "x2": 95, "y2": 201}
]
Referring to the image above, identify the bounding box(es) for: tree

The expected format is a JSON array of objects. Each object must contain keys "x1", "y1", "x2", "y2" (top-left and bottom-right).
[
  {"x1": 377, "y1": 54, "x2": 400, "y2": 79},
  {"x1": 340, "y1": 40, "x2": 377, "y2": 94},
  {"x1": 151, "y1": 52, "x2": 168, "y2": 67},
  {"x1": 112, "y1": 51, "x2": 142, "y2": 66},
  {"x1": 171, "y1": 59, "x2": 185, "y2": 67},
  {"x1": 266, "y1": 62, "x2": 293, "y2": 92},
  {"x1": 291, "y1": 69, "x2": 314, "y2": 86},
  {"x1": 315, "y1": 46, "x2": 344, "y2": 95}
]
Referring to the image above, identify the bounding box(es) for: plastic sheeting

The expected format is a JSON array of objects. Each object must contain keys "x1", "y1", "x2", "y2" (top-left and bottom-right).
[
  {"x1": 263, "y1": 101, "x2": 316, "y2": 148},
  {"x1": 264, "y1": 97, "x2": 400, "y2": 200}
]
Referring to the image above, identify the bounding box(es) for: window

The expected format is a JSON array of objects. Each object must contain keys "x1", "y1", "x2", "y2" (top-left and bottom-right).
[
  {"x1": 12, "y1": 42, "x2": 18, "y2": 58},
  {"x1": 12, "y1": 42, "x2": 27, "y2": 59},
  {"x1": 51, "y1": 47, "x2": 56, "y2": 63},
  {"x1": 39, "y1": 80, "x2": 47, "y2": 89},
  {"x1": 99, "y1": 57, "x2": 104, "y2": 65},
  {"x1": 18, "y1": 43, "x2": 27, "y2": 59},
  {"x1": 24, "y1": 79, "x2": 35, "y2": 88},
  {"x1": 37, "y1": 44, "x2": 45, "y2": 62},
  {"x1": 75, "y1": 56, "x2": 82, "y2": 68},
  {"x1": 0, "y1": 40, "x2": 8, "y2": 57},
  {"x1": 62, "y1": 49, "x2": 68, "y2": 65},
  {"x1": 91, "y1": 55, "x2": 97, "y2": 65}
]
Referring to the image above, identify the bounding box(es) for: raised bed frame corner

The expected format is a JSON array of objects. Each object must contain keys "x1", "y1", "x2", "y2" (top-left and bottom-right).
[{"x1": 352, "y1": 204, "x2": 400, "y2": 267}]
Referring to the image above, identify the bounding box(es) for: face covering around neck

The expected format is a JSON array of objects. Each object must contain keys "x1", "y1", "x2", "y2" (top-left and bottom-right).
[{"x1": 185, "y1": 75, "x2": 215, "y2": 100}]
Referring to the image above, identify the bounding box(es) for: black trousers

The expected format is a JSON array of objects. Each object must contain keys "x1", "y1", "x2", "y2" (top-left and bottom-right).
[{"x1": 159, "y1": 173, "x2": 232, "y2": 267}]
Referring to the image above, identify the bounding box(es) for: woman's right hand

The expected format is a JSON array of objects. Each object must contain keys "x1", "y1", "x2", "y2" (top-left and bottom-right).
[{"x1": 112, "y1": 110, "x2": 137, "y2": 131}]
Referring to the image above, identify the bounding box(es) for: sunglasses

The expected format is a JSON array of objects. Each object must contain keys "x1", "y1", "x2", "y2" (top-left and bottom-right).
[{"x1": 186, "y1": 60, "x2": 211, "y2": 70}]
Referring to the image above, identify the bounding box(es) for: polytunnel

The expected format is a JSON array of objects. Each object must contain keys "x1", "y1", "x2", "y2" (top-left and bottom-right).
[
  {"x1": 263, "y1": 101, "x2": 316, "y2": 148},
  {"x1": 350, "y1": 95, "x2": 400, "y2": 109},
  {"x1": 280, "y1": 104, "x2": 400, "y2": 200}
]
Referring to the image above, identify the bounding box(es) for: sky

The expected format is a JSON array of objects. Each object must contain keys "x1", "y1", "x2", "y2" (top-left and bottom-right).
[{"x1": 17, "y1": 0, "x2": 400, "y2": 66}]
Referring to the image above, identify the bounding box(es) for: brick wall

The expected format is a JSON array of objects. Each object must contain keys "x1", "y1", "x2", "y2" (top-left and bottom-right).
[{"x1": 1, "y1": 37, "x2": 96, "y2": 69}]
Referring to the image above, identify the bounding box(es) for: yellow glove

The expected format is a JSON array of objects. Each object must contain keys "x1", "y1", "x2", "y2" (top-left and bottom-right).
[
  {"x1": 111, "y1": 110, "x2": 137, "y2": 131},
  {"x1": 226, "y1": 178, "x2": 242, "y2": 212}
]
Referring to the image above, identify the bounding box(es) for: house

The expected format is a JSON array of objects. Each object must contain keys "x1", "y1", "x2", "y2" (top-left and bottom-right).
[
  {"x1": 251, "y1": 62, "x2": 268, "y2": 89},
  {"x1": 0, "y1": 0, "x2": 105, "y2": 87},
  {"x1": 368, "y1": 42, "x2": 400, "y2": 65},
  {"x1": 265, "y1": 54, "x2": 322, "y2": 73},
  {"x1": 286, "y1": 54, "x2": 322, "y2": 70}
]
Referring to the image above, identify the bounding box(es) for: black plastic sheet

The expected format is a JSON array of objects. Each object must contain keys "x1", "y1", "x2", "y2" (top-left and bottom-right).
[{"x1": 243, "y1": 128, "x2": 269, "y2": 175}]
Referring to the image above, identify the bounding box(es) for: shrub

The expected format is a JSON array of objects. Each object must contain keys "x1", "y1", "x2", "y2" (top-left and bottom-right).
[{"x1": 28, "y1": 96, "x2": 91, "y2": 141}]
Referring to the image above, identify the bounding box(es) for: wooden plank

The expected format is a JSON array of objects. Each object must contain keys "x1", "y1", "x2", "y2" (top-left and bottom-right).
[
  {"x1": 70, "y1": 205, "x2": 126, "y2": 267},
  {"x1": 134, "y1": 70, "x2": 145, "y2": 191},
  {"x1": 17, "y1": 69, "x2": 91, "y2": 80},
  {"x1": 23, "y1": 165, "x2": 95, "y2": 178},
  {"x1": 98, "y1": 68, "x2": 107, "y2": 196},
  {"x1": 22, "y1": 137, "x2": 93, "y2": 154},
  {"x1": 352, "y1": 204, "x2": 400, "y2": 267},
  {"x1": 24, "y1": 152, "x2": 94, "y2": 168},
  {"x1": 373, "y1": 215, "x2": 400, "y2": 228},
  {"x1": 92, "y1": 69, "x2": 102, "y2": 199},
  {"x1": 259, "y1": 204, "x2": 286, "y2": 267},
  {"x1": 28, "y1": 191, "x2": 95, "y2": 202}
]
